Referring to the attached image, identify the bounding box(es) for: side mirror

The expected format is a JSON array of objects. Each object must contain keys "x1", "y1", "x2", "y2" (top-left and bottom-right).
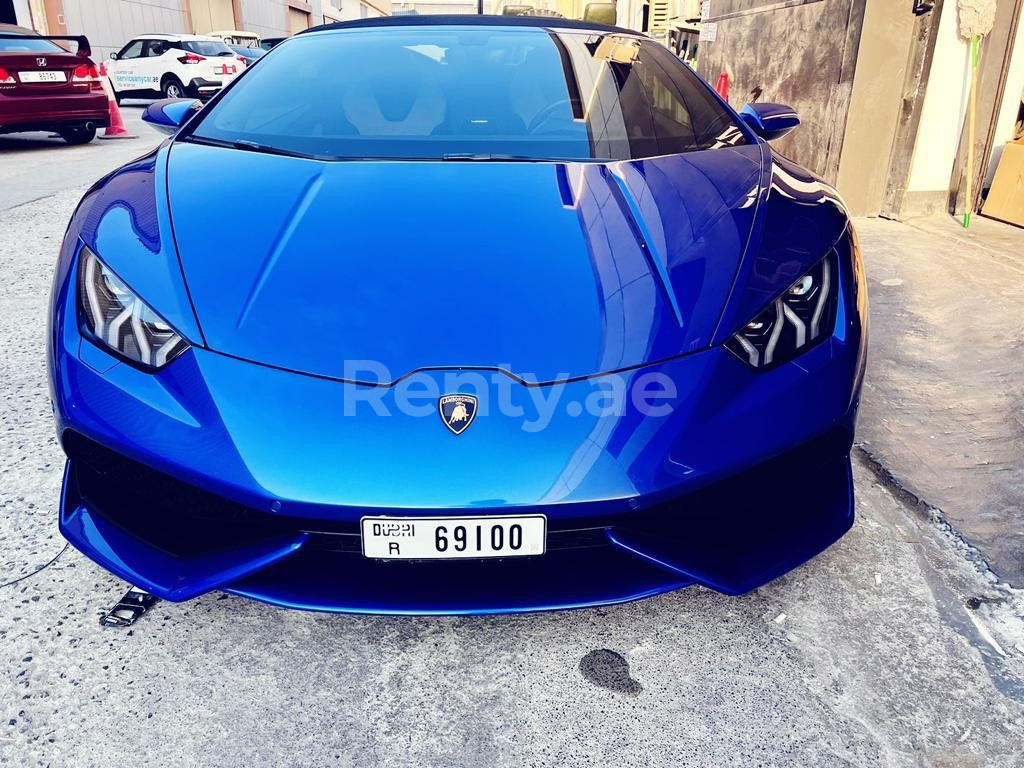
[
  {"x1": 739, "y1": 103, "x2": 800, "y2": 141},
  {"x1": 142, "y1": 98, "x2": 202, "y2": 135},
  {"x1": 108, "y1": 52, "x2": 117, "y2": 60}
]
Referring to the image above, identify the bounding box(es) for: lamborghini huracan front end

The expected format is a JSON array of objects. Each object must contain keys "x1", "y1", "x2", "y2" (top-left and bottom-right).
[{"x1": 49, "y1": 16, "x2": 867, "y2": 614}]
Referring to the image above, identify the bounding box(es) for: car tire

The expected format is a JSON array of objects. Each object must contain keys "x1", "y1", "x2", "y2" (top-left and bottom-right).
[
  {"x1": 161, "y1": 76, "x2": 186, "y2": 99},
  {"x1": 59, "y1": 126, "x2": 98, "y2": 145}
]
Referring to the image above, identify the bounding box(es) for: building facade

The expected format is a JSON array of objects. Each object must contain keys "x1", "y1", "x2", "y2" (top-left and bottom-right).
[
  {"x1": 3, "y1": 0, "x2": 388, "y2": 59},
  {"x1": 391, "y1": 0, "x2": 476, "y2": 14},
  {"x1": 695, "y1": 0, "x2": 1024, "y2": 219}
]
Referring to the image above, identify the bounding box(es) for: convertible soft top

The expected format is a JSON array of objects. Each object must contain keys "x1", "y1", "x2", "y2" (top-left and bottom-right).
[{"x1": 302, "y1": 13, "x2": 642, "y2": 37}]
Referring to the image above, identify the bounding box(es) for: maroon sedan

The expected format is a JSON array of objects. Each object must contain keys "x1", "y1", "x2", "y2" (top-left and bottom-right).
[{"x1": 0, "y1": 24, "x2": 109, "y2": 144}]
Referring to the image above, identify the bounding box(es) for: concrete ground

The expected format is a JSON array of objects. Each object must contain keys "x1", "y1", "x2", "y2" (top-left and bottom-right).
[
  {"x1": 1, "y1": 123, "x2": 1023, "y2": 767},
  {"x1": 856, "y1": 216, "x2": 1024, "y2": 587}
]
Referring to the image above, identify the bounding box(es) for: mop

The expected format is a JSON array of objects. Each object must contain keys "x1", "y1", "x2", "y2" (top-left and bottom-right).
[{"x1": 958, "y1": 0, "x2": 997, "y2": 228}]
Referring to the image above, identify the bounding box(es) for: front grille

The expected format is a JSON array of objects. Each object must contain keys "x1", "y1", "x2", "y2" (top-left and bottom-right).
[
  {"x1": 64, "y1": 432, "x2": 301, "y2": 558},
  {"x1": 61, "y1": 431, "x2": 613, "y2": 560},
  {"x1": 305, "y1": 525, "x2": 609, "y2": 554}
]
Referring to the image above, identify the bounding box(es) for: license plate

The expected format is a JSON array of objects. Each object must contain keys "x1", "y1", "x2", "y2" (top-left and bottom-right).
[
  {"x1": 19, "y1": 70, "x2": 66, "y2": 83},
  {"x1": 361, "y1": 515, "x2": 546, "y2": 560}
]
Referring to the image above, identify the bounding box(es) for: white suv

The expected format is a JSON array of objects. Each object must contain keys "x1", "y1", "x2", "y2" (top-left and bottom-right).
[{"x1": 106, "y1": 34, "x2": 245, "y2": 102}]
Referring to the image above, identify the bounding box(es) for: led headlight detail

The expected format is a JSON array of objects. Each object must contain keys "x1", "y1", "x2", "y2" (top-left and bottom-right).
[
  {"x1": 78, "y1": 247, "x2": 189, "y2": 369},
  {"x1": 726, "y1": 253, "x2": 837, "y2": 369}
]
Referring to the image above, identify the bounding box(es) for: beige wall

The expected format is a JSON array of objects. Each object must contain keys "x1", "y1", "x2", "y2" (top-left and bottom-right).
[
  {"x1": 906, "y1": 1, "x2": 971, "y2": 196},
  {"x1": 288, "y1": 5, "x2": 309, "y2": 32},
  {"x1": 835, "y1": 0, "x2": 917, "y2": 216},
  {"x1": 191, "y1": 0, "x2": 236, "y2": 33}
]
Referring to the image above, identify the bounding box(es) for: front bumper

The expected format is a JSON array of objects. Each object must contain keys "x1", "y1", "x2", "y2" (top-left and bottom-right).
[
  {"x1": 59, "y1": 426, "x2": 854, "y2": 613},
  {"x1": 50, "y1": 230, "x2": 867, "y2": 614}
]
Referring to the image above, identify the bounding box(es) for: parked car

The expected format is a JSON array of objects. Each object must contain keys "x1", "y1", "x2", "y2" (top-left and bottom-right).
[
  {"x1": 208, "y1": 30, "x2": 261, "y2": 48},
  {"x1": 0, "y1": 24, "x2": 108, "y2": 144},
  {"x1": 105, "y1": 34, "x2": 243, "y2": 102},
  {"x1": 50, "y1": 16, "x2": 867, "y2": 615},
  {"x1": 228, "y1": 44, "x2": 264, "y2": 66},
  {"x1": 259, "y1": 37, "x2": 287, "y2": 51}
]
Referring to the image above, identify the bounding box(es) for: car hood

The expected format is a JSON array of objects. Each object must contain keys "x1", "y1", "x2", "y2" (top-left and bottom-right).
[{"x1": 165, "y1": 141, "x2": 765, "y2": 384}]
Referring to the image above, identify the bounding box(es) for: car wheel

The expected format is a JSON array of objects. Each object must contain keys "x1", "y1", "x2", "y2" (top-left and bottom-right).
[
  {"x1": 59, "y1": 126, "x2": 98, "y2": 145},
  {"x1": 162, "y1": 77, "x2": 185, "y2": 99}
]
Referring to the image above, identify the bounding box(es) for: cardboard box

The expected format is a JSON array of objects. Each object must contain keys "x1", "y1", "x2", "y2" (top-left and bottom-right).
[{"x1": 982, "y1": 143, "x2": 1024, "y2": 227}]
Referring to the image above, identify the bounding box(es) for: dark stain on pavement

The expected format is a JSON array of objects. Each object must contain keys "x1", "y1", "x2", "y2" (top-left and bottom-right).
[{"x1": 580, "y1": 649, "x2": 643, "y2": 696}]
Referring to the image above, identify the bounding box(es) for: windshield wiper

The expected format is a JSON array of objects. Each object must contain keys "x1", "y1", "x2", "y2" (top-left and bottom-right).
[
  {"x1": 441, "y1": 153, "x2": 603, "y2": 163},
  {"x1": 180, "y1": 134, "x2": 325, "y2": 161},
  {"x1": 441, "y1": 153, "x2": 545, "y2": 162}
]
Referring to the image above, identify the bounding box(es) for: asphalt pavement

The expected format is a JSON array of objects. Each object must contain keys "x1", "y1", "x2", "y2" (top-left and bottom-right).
[
  {"x1": 0, "y1": 104, "x2": 154, "y2": 212},
  {"x1": 0, "y1": 120, "x2": 1022, "y2": 767}
]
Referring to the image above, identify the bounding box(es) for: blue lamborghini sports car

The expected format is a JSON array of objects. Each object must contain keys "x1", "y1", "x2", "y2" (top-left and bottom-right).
[{"x1": 48, "y1": 16, "x2": 868, "y2": 615}]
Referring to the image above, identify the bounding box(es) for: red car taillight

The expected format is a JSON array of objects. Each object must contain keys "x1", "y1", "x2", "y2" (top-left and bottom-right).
[
  {"x1": 72, "y1": 62, "x2": 104, "y2": 92},
  {"x1": 178, "y1": 53, "x2": 205, "y2": 64},
  {"x1": 0, "y1": 66, "x2": 14, "y2": 84}
]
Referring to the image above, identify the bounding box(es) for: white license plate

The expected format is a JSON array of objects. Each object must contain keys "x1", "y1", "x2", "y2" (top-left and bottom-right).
[
  {"x1": 361, "y1": 515, "x2": 546, "y2": 560},
  {"x1": 19, "y1": 70, "x2": 66, "y2": 83}
]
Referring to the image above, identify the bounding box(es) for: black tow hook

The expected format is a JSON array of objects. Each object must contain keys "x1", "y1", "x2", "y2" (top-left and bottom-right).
[{"x1": 99, "y1": 586, "x2": 159, "y2": 628}]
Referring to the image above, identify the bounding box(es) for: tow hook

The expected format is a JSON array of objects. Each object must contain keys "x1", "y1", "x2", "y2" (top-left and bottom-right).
[{"x1": 99, "y1": 586, "x2": 159, "y2": 628}]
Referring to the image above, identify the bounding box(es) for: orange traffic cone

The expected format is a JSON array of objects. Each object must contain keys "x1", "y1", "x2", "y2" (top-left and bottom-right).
[{"x1": 97, "y1": 61, "x2": 135, "y2": 140}]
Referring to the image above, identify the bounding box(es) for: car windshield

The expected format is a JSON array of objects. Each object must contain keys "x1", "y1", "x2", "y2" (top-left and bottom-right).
[
  {"x1": 0, "y1": 36, "x2": 63, "y2": 53},
  {"x1": 187, "y1": 26, "x2": 745, "y2": 162},
  {"x1": 182, "y1": 40, "x2": 235, "y2": 56}
]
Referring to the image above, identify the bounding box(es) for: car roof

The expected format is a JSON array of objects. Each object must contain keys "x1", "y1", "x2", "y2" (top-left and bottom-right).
[
  {"x1": 302, "y1": 14, "x2": 641, "y2": 37},
  {"x1": 129, "y1": 33, "x2": 224, "y2": 42}
]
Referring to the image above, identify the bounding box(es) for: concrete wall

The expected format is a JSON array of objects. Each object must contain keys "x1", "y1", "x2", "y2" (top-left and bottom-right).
[{"x1": 696, "y1": 0, "x2": 864, "y2": 183}]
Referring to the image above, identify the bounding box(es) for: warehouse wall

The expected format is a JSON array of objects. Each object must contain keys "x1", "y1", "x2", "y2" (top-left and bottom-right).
[
  {"x1": 392, "y1": 0, "x2": 476, "y2": 13},
  {"x1": 189, "y1": 0, "x2": 235, "y2": 33},
  {"x1": 61, "y1": 0, "x2": 190, "y2": 59},
  {"x1": 239, "y1": 0, "x2": 295, "y2": 38}
]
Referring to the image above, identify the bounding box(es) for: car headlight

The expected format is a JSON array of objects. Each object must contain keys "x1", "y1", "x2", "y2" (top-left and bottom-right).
[
  {"x1": 726, "y1": 253, "x2": 837, "y2": 369},
  {"x1": 77, "y1": 247, "x2": 189, "y2": 370}
]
